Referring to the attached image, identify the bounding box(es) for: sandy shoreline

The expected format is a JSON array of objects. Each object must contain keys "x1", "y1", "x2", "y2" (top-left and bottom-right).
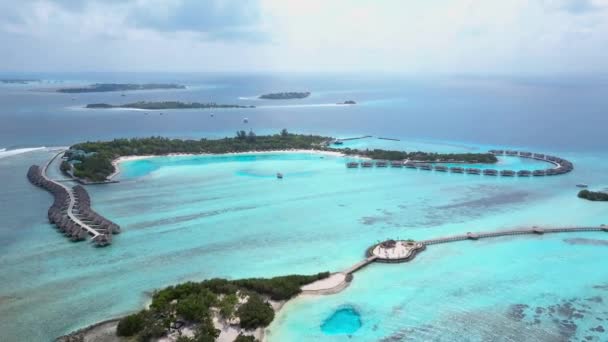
[{"x1": 109, "y1": 149, "x2": 349, "y2": 180}]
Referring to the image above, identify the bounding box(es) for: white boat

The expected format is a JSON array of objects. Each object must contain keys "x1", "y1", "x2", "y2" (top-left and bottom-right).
[
  {"x1": 243, "y1": 117, "x2": 249, "y2": 123},
  {"x1": 276, "y1": 173, "x2": 283, "y2": 179}
]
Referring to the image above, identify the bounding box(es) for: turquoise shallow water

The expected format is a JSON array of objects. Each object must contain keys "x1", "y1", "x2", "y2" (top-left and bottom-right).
[{"x1": 1, "y1": 138, "x2": 606, "y2": 341}]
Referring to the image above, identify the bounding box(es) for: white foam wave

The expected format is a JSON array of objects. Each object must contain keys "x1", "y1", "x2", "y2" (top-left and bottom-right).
[{"x1": 0, "y1": 147, "x2": 47, "y2": 159}]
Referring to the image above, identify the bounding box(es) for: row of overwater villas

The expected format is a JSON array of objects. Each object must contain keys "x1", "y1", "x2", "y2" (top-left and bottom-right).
[
  {"x1": 345, "y1": 153, "x2": 573, "y2": 176},
  {"x1": 27, "y1": 165, "x2": 120, "y2": 247}
]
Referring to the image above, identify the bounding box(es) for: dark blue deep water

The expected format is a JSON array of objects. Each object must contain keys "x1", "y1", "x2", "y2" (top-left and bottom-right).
[{"x1": 1, "y1": 72, "x2": 607, "y2": 151}]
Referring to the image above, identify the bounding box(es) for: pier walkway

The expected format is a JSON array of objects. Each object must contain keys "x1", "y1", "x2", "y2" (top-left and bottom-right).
[
  {"x1": 27, "y1": 151, "x2": 120, "y2": 247},
  {"x1": 43, "y1": 152, "x2": 100, "y2": 239},
  {"x1": 302, "y1": 225, "x2": 607, "y2": 294}
]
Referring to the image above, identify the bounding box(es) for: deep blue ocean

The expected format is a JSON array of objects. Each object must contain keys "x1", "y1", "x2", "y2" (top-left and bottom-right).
[
  {"x1": 1, "y1": 73, "x2": 608, "y2": 341},
  {"x1": 1, "y1": 72, "x2": 607, "y2": 150}
]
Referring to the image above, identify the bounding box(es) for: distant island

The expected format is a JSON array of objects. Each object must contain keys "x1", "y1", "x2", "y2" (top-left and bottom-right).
[
  {"x1": 578, "y1": 190, "x2": 608, "y2": 201},
  {"x1": 1, "y1": 79, "x2": 40, "y2": 84},
  {"x1": 338, "y1": 100, "x2": 356, "y2": 105},
  {"x1": 86, "y1": 101, "x2": 255, "y2": 110},
  {"x1": 57, "y1": 83, "x2": 186, "y2": 93},
  {"x1": 259, "y1": 91, "x2": 310, "y2": 100},
  {"x1": 63, "y1": 131, "x2": 497, "y2": 182}
]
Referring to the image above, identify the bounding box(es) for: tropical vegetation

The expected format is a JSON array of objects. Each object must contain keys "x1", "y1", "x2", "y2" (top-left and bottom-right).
[
  {"x1": 86, "y1": 101, "x2": 254, "y2": 109},
  {"x1": 116, "y1": 273, "x2": 329, "y2": 341},
  {"x1": 57, "y1": 83, "x2": 185, "y2": 93},
  {"x1": 578, "y1": 189, "x2": 608, "y2": 201}
]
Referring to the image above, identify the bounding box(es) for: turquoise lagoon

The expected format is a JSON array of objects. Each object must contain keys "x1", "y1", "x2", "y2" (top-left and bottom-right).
[{"x1": 1, "y1": 137, "x2": 607, "y2": 341}]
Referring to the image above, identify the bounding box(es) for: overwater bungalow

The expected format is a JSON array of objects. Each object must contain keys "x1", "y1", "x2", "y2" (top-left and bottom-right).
[
  {"x1": 450, "y1": 167, "x2": 464, "y2": 173},
  {"x1": 545, "y1": 169, "x2": 558, "y2": 176},
  {"x1": 390, "y1": 161, "x2": 403, "y2": 168},
  {"x1": 94, "y1": 234, "x2": 111, "y2": 247},
  {"x1": 376, "y1": 161, "x2": 388, "y2": 167},
  {"x1": 467, "y1": 232, "x2": 479, "y2": 240},
  {"x1": 519, "y1": 152, "x2": 532, "y2": 157},
  {"x1": 434, "y1": 165, "x2": 448, "y2": 172},
  {"x1": 405, "y1": 162, "x2": 417, "y2": 169},
  {"x1": 533, "y1": 227, "x2": 545, "y2": 234},
  {"x1": 517, "y1": 170, "x2": 531, "y2": 177},
  {"x1": 489, "y1": 150, "x2": 504, "y2": 155},
  {"x1": 419, "y1": 164, "x2": 432, "y2": 170},
  {"x1": 483, "y1": 169, "x2": 498, "y2": 176},
  {"x1": 380, "y1": 239, "x2": 397, "y2": 248},
  {"x1": 533, "y1": 153, "x2": 545, "y2": 159},
  {"x1": 505, "y1": 150, "x2": 518, "y2": 156},
  {"x1": 532, "y1": 170, "x2": 546, "y2": 176},
  {"x1": 362, "y1": 161, "x2": 373, "y2": 168},
  {"x1": 346, "y1": 162, "x2": 359, "y2": 168},
  {"x1": 500, "y1": 170, "x2": 515, "y2": 177},
  {"x1": 466, "y1": 168, "x2": 481, "y2": 175}
]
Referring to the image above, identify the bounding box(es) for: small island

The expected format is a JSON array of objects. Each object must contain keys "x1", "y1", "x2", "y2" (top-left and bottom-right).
[
  {"x1": 57, "y1": 83, "x2": 186, "y2": 93},
  {"x1": 338, "y1": 100, "x2": 356, "y2": 105},
  {"x1": 63, "y1": 131, "x2": 497, "y2": 182},
  {"x1": 86, "y1": 101, "x2": 255, "y2": 110},
  {"x1": 1, "y1": 78, "x2": 40, "y2": 84},
  {"x1": 259, "y1": 92, "x2": 310, "y2": 100},
  {"x1": 578, "y1": 189, "x2": 608, "y2": 201},
  {"x1": 58, "y1": 273, "x2": 329, "y2": 342}
]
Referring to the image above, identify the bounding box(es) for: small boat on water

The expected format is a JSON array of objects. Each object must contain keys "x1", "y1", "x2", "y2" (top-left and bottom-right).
[
  {"x1": 243, "y1": 117, "x2": 249, "y2": 123},
  {"x1": 576, "y1": 184, "x2": 588, "y2": 188},
  {"x1": 276, "y1": 173, "x2": 283, "y2": 179}
]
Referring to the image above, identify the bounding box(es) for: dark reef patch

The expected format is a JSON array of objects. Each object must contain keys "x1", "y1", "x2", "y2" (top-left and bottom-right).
[{"x1": 320, "y1": 306, "x2": 362, "y2": 335}]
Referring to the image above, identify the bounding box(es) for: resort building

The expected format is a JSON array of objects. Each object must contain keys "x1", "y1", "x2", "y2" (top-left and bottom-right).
[{"x1": 450, "y1": 167, "x2": 464, "y2": 173}]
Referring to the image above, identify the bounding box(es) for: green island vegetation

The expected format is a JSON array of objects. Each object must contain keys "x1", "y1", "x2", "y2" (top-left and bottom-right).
[
  {"x1": 115, "y1": 273, "x2": 329, "y2": 341},
  {"x1": 1, "y1": 78, "x2": 40, "y2": 84},
  {"x1": 259, "y1": 91, "x2": 310, "y2": 100},
  {"x1": 57, "y1": 83, "x2": 185, "y2": 93},
  {"x1": 338, "y1": 148, "x2": 498, "y2": 163},
  {"x1": 86, "y1": 101, "x2": 255, "y2": 110},
  {"x1": 578, "y1": 189, "x2": 608, "y2": 201},
  {"x1": 64, "y1": 130, "x2": 497, "y2": 182}
]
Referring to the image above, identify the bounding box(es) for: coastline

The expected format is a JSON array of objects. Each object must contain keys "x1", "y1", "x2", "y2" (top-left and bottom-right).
[
  {"x1": 55, "y1": 288, "x2": 321, "y2": 342},
  {"x1": 108, "y1": 149, "x2": 350, "y2": 180}
]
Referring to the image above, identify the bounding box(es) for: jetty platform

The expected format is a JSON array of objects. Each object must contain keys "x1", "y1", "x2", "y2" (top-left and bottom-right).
[{"x1": 27, "y1": 151, "x2": 120, "y2": 247}]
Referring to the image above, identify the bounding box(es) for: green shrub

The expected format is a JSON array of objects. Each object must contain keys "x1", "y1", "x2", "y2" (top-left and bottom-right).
[
  {"x1": 176, "y1": 289, "x2": 217, "y2": 321},
  {"x1": 237, "y1": 294, "x2": 274, "y2": 329},
  {"x1": 116, "y1": 311, "x2": 145, "y2": 336},
  {"x1": 234, "y1": 334, "x2": 258, "y2": 342}
]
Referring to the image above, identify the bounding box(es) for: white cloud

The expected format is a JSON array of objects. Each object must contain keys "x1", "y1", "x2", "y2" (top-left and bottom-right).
[{"x1": 0, "y1": 0, "x2": 606, "y2": 73}]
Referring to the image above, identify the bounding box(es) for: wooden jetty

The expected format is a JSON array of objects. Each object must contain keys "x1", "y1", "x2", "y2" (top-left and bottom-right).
[{"x1": 27, "y1": 152, "x2": 120, "y2": 247}]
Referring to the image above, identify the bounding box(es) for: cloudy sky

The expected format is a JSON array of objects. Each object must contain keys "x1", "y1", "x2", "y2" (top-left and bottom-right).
[{"x1": 1, "y1": 0, "x2": 607, "y2": 73}]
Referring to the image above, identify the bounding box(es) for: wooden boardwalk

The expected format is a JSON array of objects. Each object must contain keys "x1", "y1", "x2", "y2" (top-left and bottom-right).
[
  {"x1": 343, "y1": 255, "x2": 378, "y2": 274},
  {"x1": 422, "y1": 226, "x2": 607, "y2": 245},
  {"x1": 27, "y1": 151, "x2": 119, "y2": 247}
]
